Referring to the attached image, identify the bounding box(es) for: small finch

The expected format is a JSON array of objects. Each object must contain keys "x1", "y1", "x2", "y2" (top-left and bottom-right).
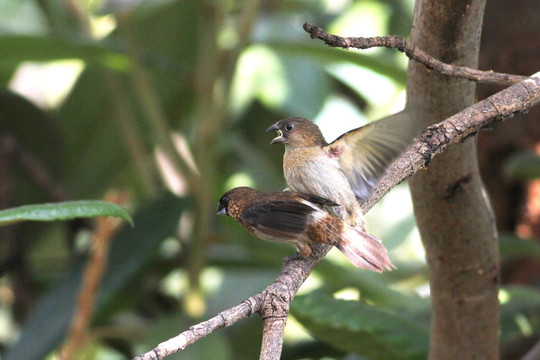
[
  {"x1": 217, "y1": 187, "x2": 393, "y2": 272},
  {"x1": 267, "y1": 111, "x2": 420, "y2": 228}
]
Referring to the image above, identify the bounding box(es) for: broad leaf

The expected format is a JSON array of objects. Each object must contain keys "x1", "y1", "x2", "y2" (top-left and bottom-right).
[
  {"x1": 500, "y1": 234, "x2": 540, "y2": 261},
  {"x1": 4, "y1": 194, "x2": 186, "y2": 360},
  {"x1": 0, "y1": 200, "x2": 132, "y2": 227},
  {"x1": 500, "y1": 286, "x2": 540, "y2": 344},
  {"x1": 503, "y1": 151, "x2": 540, "y2": 180},
  {"x1": 291, "y1": 292, "x2": 429, "y2": 360},
  {"x1": 0, "y1": 35, "x2": 132, "y2": 71},
  {"x1": 315, "y1": 261, "x2": 429, "y2": 312}
]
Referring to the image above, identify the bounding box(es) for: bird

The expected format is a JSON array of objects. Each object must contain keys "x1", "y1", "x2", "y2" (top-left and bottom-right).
[
  {"x1": 266, "y1": 110, "x2": 420, "y2": 228},
  {"x1": 217, "y1": 187, "x2": 393, "y2": 272}
]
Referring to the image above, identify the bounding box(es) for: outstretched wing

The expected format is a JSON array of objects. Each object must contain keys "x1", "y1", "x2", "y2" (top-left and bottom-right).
[
  {"x1": 326, "y1": 110, "x2": 422, "y2": 202},
  {"x1": 241, "y1": 201, "x2": 316, "y2": 240}
]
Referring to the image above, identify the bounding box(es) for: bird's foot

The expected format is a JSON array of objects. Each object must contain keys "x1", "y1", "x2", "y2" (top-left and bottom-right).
[
  {"x1": 284, "y1": 243, "x2": 312, "y2": 264},
  {"x1": 283, "y1": 253, "x2": 303, "y2": 264}
]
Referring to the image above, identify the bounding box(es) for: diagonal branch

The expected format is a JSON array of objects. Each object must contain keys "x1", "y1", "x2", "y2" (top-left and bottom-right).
[
  {"x1": 134, "y1": 72, "x2": 540, "y2": 360},
  {"x1": 134, "y1": 296, "x2": 261, "y2": 360},
  {"x1": 364, "y1": 71, "x2": 540, "y2": 210},
  {"x1": 302, "y1": 22, "x2": 529, "y2": 86},
  {"x1": 134, "y1": 244, "x2": 327, "y2": 360}
]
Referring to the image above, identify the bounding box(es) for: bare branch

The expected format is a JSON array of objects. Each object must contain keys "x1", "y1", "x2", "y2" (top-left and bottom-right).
[
  {"x1": 365, "y1": 71, "x2": 540, "y2": 210},
  {"x1": 522, "y1": 338, "x2": 540, "y2": 360},
  {"x1": 134, "y1": 296, "x2": 261, "y2": 360},
  {"x1": 133, "y1": 73, "x2": 540, "y2": 360},
  {"x1": 134, "y1": 244, "x2": 327, "y2": 360},
  {"x1": 302, "y1": 22, "x2": 529, "y2": 86}
]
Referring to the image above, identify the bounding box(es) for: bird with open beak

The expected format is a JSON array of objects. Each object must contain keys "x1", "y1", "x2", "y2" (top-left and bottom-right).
[
  {"x1": 217, "y1": 187, "x2": 393, "y2": 272},
  {"x1": 266, "y1": 111, "x2": 420, "y2": 229}
]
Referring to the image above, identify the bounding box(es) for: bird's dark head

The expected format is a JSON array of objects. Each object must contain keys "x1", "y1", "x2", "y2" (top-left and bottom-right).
[
  {"x1": 266, "y1": 117, "x2": 326, "y2": 149},
  {"x1": 217, "y1": 195, "x2": 230, "y2": 216},
  {"x1": 217, "y1": 187, "x2": 260, "y2": 217}
]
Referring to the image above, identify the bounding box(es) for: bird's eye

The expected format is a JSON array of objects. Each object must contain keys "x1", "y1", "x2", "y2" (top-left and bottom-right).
[{"x1": 285, "y1": 123, "x2": 295, "y2": 131}]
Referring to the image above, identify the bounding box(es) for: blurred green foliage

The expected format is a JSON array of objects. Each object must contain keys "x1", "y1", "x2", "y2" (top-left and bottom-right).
[
  {"x1": 1, "y1": 0, "x2": 539, "y2": 359},
  {"x1": 503, "y1": 151, "x2": 540, "y2": 181}
]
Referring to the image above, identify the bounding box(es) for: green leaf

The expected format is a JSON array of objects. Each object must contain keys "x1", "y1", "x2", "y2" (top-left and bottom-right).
[
  {"x1": 3, "y1": 194, "x2": 186, "y2": 360},
  {"x1": 291, "y1": 292, "x2": 429, "y2": 360},
  {"x1": 500, "y1": 233, "x2": 540, "y2": 261},
  {"x1": 0, "y1": 200, "x2": 133, "y2": 227},
  {"x1": 0, "y1": 35, "x2": 132, "y2": 71},
  {"x1": 500, "y1": 286, "x2": 540, "y2": 344},
  {"x1": 503, "y1": 151, "x2": 540, "y2": 180},
  {"x1": 315, "y1": 261, "x2": 429, "y2": 312}
]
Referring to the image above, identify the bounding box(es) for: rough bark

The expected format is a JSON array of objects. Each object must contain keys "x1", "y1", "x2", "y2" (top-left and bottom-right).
[{"x1": 407, "y1": 1, "x2": 500, "y2": 359}]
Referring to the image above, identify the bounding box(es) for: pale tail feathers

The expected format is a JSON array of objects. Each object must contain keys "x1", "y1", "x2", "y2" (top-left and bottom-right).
[{"x1": 335, "y1": 226, "x2": 394, "y2": 272}]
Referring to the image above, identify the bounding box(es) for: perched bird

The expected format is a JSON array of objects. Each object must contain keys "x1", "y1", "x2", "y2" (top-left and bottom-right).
[
  {"x1": 217, "y1": 187, "x2": 393, "y2": 272},
  {"x1": 267, "y1": 111, "x2": 420, "y2": 228}
]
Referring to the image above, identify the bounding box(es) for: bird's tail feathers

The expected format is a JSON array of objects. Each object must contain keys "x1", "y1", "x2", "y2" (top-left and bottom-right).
[{"x1": 336, "y1": 226, "x2": 394, "y2": 272}]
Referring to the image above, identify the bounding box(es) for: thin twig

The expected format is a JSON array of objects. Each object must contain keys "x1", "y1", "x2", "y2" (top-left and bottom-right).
[
  {"x1": 302, "y1": 22, "x2": 529, "y2": 86},
  {"x1": 134, "y1": 296, "x2": 261, "y2": 360},
  {"x1": 133, "y1": 73, "x2": 540, "y2": 360},
  {"x1": 61, "y1": 193, "x2": 128, "y2": 359}
]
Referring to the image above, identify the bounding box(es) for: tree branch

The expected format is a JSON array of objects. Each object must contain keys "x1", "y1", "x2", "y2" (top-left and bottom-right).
[
  {"x1": 133, "y1": 72, "x2": 540, "y2": 360},
  {"x1": 522, "y1": 338, "x2": 540, "y2": 360},
  {"x1": 134, "y1": 296, "x2": 260, "y2": 360},
  {"x1": 365, "y1": 71, "x2": 540, "y2": 210},
  {"x1": 302, "y1": 22, "x2": 529, "y2": 86}
]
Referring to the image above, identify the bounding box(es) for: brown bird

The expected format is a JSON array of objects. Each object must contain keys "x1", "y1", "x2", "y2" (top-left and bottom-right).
[
  {"x1": 217, "y1": 187, "x2": 393, "y2": 272},
  {"x1": 267, "y1": 111, "x2": 420, "y2": 228}
]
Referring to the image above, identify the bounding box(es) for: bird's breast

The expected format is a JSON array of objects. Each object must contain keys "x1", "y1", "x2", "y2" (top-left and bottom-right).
[{"x1": 283, "y1": 149, "x2": 356, "y2": 209}]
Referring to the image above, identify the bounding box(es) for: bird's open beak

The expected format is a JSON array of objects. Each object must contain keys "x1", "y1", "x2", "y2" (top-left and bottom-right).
[
  {"x1": 269, "y1": 130, "x2": 285, "y2": 145},
  {"x1": 266, "y1": 123, "x2": 285, "y2": 145},
  {"x1": 217, "y1": 203, "x2": 227, "y2": 215}
]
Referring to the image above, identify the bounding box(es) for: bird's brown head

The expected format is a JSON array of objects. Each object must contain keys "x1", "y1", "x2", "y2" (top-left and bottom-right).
[
  {"x1": 217, "y1": 187, "x2": 260, "y2": 218},
  {"x1": 266, "y1": 117, "x2": 326, "y2": 149}
]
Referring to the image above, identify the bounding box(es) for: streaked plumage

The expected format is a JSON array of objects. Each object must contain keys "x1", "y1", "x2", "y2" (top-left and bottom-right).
[
  {"x1": 267, "y1": 111, "x2": 420, "y2": 228},
  {"x1": 217, "y1": 187, "x2": 393, "y2": 272}
]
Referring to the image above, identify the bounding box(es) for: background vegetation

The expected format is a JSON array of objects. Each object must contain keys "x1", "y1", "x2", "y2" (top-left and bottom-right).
[{"x1": 0, "y1": 0, "x2": 539, "y2": 359}]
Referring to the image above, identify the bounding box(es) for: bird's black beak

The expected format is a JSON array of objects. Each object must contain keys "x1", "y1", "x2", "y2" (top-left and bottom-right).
[
  {"x1": 266, "y1": 123, "x2": 285, "y2": 145},
  {"x1": 217, "y1": 203, "x2": 227, "y2": 215}
]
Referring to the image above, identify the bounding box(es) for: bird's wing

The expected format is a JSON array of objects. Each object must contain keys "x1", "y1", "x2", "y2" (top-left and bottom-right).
[
  {"x1": 296, "y1": 193, "x2": 340, "y2": 207},
  {"x1": 326, "y1": 110, "x2": 421, "y2": 202},
  {"x1": 241, "y1": 201, "x2": 315, "y2": 239}
]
